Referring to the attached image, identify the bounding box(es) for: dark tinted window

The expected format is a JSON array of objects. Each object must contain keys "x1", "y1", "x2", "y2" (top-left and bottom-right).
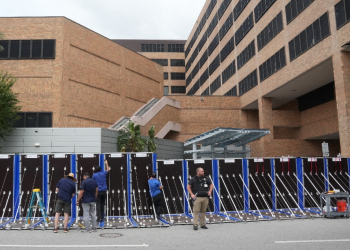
[
  {"x1": 218, "y1": 0, "x2": 232, "y2": 19},
  {"x1": 32, "y1": 40, "x2": 42, "y2": 58},
  {"x1": 222, "y1": 60, "x2": 236, "y2": 84},
  {"x1": 38, "y1": 113, "x2": 52, "y2": 127},
  {"x1": 297, "y1": 82, "x2": 335, "y2": 111},
  {"x1": 170, "y1": 59, "x2": 185, "y2": 66},
  {"x1": 259, "y1": 47, "x2": 286, "y2": 82},
  {"x1": 151, "y1": 59, "x2": 168, "y2": 66},
  {"x1": 10, "y1": 40, "x2": 20, "y2": 59},
  {"x1": 164, "y1": 72, "x2": 168, "y2": 80},
  {"x1": 254, "y1": 0, "x2": 277, "y2": 23},
  {"x1": 235, "y1": 12, "x2": 254, "y2": 46},
  {"x1": 224, "y1": 85, "x2": 237, "y2": 96},
  {"x1": 201, "y1": 87, "x2": 210, "y2": 96},
  {"x1": 171, "y1": 86, "x2": 186, "y2": 93},
  {"x1": 239, "y1": 69, "x2": 258, "y2": 95},
  {"x1": 171, "y1": 73, "x2": 186, "y2": 80},
  {"x1": 21, "y1": 40, "x2": 31, "y2": 59},
  {"x1": 141, "y1": 44, "x2": 164, "y2": 52},
  {"x1": 257, "y1": 12, "x2": 284, "y2": 51},
  {"x1": 14, "y1": 113, "x2": 25, "y2": 128},
  {"x1": 168, "y1": 44, "x2": 185, "y2": 52},
  {"x1": 210, "y1": 75, "x2": 221, "y2": 94},
  {"x1": 219, "y1": 13, "x2": 234, "y2": 40},
  {"x1": 0, "y1": 40, "x2": 9, "y2": 58},
  {"x1": 286, "y1": 0, "x2": 315, "y2": 24},
  {"x1": 220, "y1": 36, "x2": 235, "y2": 63},
  {"x1": 25, "y1": 113, "x2": 37, "y2": 128},
  {"x1": 237, "y1": 40, "x2": 255, "y2": 70},
  {"x1": 233, "y1": 0, "x2": 250, "y2": 20},
  {"x1": 209, "y1": 54, "x2": 220, "y2": 75},
  {"x1": 208, "y1": 34, "x2": 219, "y2": 56},
  {"x1": 43, "y1": 40, "x2": 55, "y2": 58}
]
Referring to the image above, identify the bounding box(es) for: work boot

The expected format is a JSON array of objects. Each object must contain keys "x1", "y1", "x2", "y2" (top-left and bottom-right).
[
  {"x1": 193, "y1": 226, "x2": 198, "y2": 230},
  {"x1": 201, "y1": 225, "x2": 208, "y2": 229}
]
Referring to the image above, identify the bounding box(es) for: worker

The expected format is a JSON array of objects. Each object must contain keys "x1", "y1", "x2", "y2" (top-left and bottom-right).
[
  {"x1": 92, "y1": 159, "x2": 110, "y2": 224},
  {"x1": 148, "y1": 172, "x2": 163, "y2": 220},
  {"x1": 76, "y1": 172, "x2": 98, "y2": 232},
  {"x1": 53, "y1": 173, "x2": 76, "y2": 233},
  {"x1": 187, "y1": 167, "x2": 213, "y2": 230}
]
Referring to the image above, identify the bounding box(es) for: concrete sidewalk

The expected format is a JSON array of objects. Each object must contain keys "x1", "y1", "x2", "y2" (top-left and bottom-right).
[{"x1": 0, "y1": 218, "x2": 349, "y2": 250}]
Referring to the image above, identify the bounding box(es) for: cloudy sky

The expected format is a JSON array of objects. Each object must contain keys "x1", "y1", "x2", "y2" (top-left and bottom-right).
[{"x1": 0, "y1": 0, "x2": 206, "y2": 40}]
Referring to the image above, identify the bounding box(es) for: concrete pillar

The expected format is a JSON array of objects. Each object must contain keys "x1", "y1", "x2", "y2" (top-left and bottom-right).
[
  {"x1": 258, "y1": 97, "x2": 274, "y2": 156},
  {"x1": 192, "y1": 143, "x2": 197, "y2": 159},
  {"x1": 333, "y1": 51, "x2": 350, "y2": 157}
]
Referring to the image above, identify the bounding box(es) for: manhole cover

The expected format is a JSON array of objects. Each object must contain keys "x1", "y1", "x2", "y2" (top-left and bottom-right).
[{"x1": 100, "y1": 233, "x2": 123, "y2": 238}]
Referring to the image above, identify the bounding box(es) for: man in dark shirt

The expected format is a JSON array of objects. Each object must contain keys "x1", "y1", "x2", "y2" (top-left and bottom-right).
[
  {"x1": 76, "y1": 172, "x2": 98, "y2": 232},
  {"x1": 54, "y1": 173, "x2": 76, "y2": 233},
  {"x1": 148, "y1": 172, "x2": 163, "y2": 219},
  {"x1": 92, "y1": 159, "x2": 109, "y2": 224},
  {"x1": 187, "y1": 167, "x2": 213, "y2": 230}
]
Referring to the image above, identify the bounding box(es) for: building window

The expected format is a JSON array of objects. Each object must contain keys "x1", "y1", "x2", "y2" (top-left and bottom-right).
[
  {"x1": 171, "y1": 73, "x2": 186, "y2": 80},
  {"x1": 208, "y1": 33, "x2": 219, "y2": 56},
  {"x1": 254, "y1": 0, "x2": 277, "y2": 23},
  {"x1": 164, "y1": 72, "x2": 168, "y2": 80},
  {"x1": 14, "y1": 112, "x2": 53, "y2": 128},
  {"x1": 151, "y1": 59, "x2": 168, "y2": 66},
  {"x1": 206, "y1": 0, "x2": 218, "y2": 19},
  {"x1": 220, "y1": 36, "x2": 235, "y2": 63},
  {"x1": 186, "y1": 75, "x2": 192, "y2": 86},
  {"x1": 335, "y1": 0, "x2": 350, "y2": 29},
  {"x1": 257, "y1": 12, "x2": 284, "y2": 51},
  {"x1": 219, "y1": 12, "x2": 234, "y2": 41},
  {"x1": 237, "y1": 40, "x2": 255, "y2": 70},
  {"x1": 218, "y1": 0, "x2": 232, "y2": 19},
  {"x1": 141, "y1": 44, "x2": 165, "y2": 52},
  {"x1": 233, "y1": 0, "x2": 250, "y2": 21},
  {"x1": 171, "y1": 86, "x2": 186, "y2": 94},
  {"x1": 209, "y1": 54, "x2": 220, "y2": 75},
  {"x1": 297, "y1": 82, "x2": 335, "y2": 111},
  {"x1": 289, "y1": 12, "x2": 330, "y2": 62},
  {"x1": 168, "y1": 44, "x2": 185, "y2": 52},
  {"x1": 190, "y1": 62, "x2": 200, "y2": 80},
  {"x1": 0, "y1": 39, "x2": 56, "y2": 59},
  {"x1": 285, "y1": 0, "x2": 315, "y2": 25},
  {"x1": 198, "y1": 31, "x2": 208, "y2": 53},
  {"x1": 259, "y1": 47, "x2": 286, "y2": 82},
  {"x1": 170, "y1": 59, "x2": 185, "y2": 67},
  {"x1": 235, "y1": 12, "x2": 254, "y2": 46},
  {"x1": 239, "y1": 69, "x2": 258, "y2": 95},
  {"x1": 222, "y1": 60, "x2": 236, "y2": 85},
  {"x1": 187, "y1": 79, "x2": 200, "y2": 95},
  {"x1": 200, "y1": 68, "x2": 209, "y2": 86},
  {"x1": 224, "y1": 86, "x2": 238, "y2": 96},
  {"x1": 201, "y1": 87, "x2": 210, "y2": 96},
  {"x1": 207, "y1": 13, "x2": 219, "y2": 38},
  {"x1": 199, "y1": 49, "x2": 208, "y2": 69},
  {"x1": 210, "y1": 75, "x2": 222, "y2": 94},
  {"x1": 164, "y1": 86, "x2": 169, "y2": 96}
]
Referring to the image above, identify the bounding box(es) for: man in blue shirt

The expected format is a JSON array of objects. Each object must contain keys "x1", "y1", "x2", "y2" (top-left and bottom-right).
[
  {"x1": 54, "y1": 173, "x2": 76, "y2": 233},
  {"x1": 92, "y1": 159, "x2": 109, "y2": 223},
  {"x1": 76, "y1": 172, "x2": 98, "y2": 233},
  {"x1": 148, "y1": 172, "x2": 163, "y2": 219}
]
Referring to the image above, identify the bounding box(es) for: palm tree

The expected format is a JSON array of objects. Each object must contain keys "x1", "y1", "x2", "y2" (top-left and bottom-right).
[
  {"x1": 117, "y1": 120, "x2": 146, "y2": 152},
  {"x1": 147, "y1": 125, "x2": 157, "y2": 153}
]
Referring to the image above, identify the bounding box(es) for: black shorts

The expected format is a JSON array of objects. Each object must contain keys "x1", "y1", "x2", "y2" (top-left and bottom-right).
[{"x1": 55, "y1": 199, "x2": 71, "y2": 215}]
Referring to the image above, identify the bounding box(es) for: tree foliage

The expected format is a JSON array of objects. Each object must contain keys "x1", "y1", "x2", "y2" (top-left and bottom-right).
[
  {"x1": 117, "y1": 120, "x2": 157, "y2": 153},
  {"x1": 0, "y1": 72, "x2": 21, "y2": 141},
  {"x1": 0, "y1": 32, "x2": 4, "y2": 51}
]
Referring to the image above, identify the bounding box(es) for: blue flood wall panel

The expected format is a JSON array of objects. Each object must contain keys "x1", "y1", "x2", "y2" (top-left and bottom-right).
[
  {"x1": 43, "y1": 155, "x2": 48, "y2": 210},
  {"x1": 243, "y1": 159, "x2": 249, "y2": 212},
  {"x1": 68, "y1": 154, "x2": 76, "y2": 227},
  {"x1": 152, "y1": 153, "x2": 157, "y2": 173},
  {"x1": 99, "y1": 154, "x2": 104, "y2": 171},
  {"x1": 296, "y1": 158, "x2": 304, "y2": 210},
  {"x1": 323, "y1": 158, "x2": 329, "y2": 191},
  {"x1": 212, "y1": 160, "x2": 219, "y2": 213},
  {"x1": 13, "y1": 155, "x2": 20, "y2": 219},
  {"x1": 270, "y1": 159, "x2": 276, "y2": 211},
  {"x1": 183, "y1": 160, "x2": 189, "y2": 215}
]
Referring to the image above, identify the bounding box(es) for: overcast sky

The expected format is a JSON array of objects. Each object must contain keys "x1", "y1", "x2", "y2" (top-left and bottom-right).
[{"x1": 0, "y1": 0, "x2": 206, "y2": 40}]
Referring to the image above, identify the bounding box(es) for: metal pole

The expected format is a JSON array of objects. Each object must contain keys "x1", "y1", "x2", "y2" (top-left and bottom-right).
[
  {"x1": 220, "y1": 175, "x2": 242, "y2": 219},
  {"x1": 208, "y1": 175, "x2": 230, "y2": 220},
  {"x1": 159, "y1": 177, "x2": 171, "y2": 220},
  {"x1": 249, "y1": 174, "x2": 274, "y2": 217},
  {"x1": 239, "y1": 174, "x2": 263, "y2": 218}
]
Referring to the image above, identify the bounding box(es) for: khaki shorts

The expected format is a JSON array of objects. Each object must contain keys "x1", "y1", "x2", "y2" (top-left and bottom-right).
[{"x1": 55, "y1": 199, "x2": 71, "y2": 215}]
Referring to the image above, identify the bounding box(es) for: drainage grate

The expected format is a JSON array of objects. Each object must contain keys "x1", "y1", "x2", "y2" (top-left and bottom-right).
[{"x1": 100, "y1": 233, "x2": 123, "y2": 238}]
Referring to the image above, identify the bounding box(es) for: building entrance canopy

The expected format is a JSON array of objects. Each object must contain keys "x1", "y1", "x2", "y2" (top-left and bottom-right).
[{"x1": 184, "y1": 127, "x2": 270, "y2": 159}]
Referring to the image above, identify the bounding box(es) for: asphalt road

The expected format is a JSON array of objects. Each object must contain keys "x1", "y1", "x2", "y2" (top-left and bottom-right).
[{"x1": 0, "y1": 217, "x2": 349, "y2": 250}]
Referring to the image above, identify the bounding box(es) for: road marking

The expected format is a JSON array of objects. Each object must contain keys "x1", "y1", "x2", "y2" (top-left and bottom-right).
[
  {"x1": 275, "y1": 239, "x2": 350, "y2": 244},
  {"x1": 0, "y1": 245, "x2": 149, "y2": 248}
]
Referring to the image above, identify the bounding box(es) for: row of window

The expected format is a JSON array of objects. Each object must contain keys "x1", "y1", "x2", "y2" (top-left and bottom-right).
[
  {"x1": 235, "y1": 12, "x2": 254, "y2": 46},
  {"x1": 164, "y1": 86, "x2": 187, "y2": 95},
  {"x1": 151, "y1": 59, "x2": 185, "y2": 67},
  {"x1": 219, "y1": 12, "x2": 234, "y2": 41},
  {"x1": 141, "y1": 44, "x2": 164, "y2": 52},
  {"x1": 199, "y1": 50, "x2": 208, "y2": 70},
  {"x1": 233, "y1": 0, "x2": 250, "y2": 21},
  {"x1": 210, "y1": 75, "x2": 222, "y2": 94},
  {"x1": 220, "y1": 36, "x2": 235, "y2": 63},
  {"x1": 224, "y1": 85, "x2": 238, "y2": 96},
  {"x1": 14, "y1": 112, "x2": 52, "y2": 128},
  {"x1": 0, "y1": 39, "x2": 55, "y2": 59},
  {"x1": 209, "y1": 54, "x2": 221, "y2": 75},
  {"x1": 259, "y1": 47, "x2": 286, "y2": 82},
  {"x1": 218, "y1": 0, "x2": 232, "y2": 20},
  {"x1": 222, "y1": 60, "x2": 236, "y2": 85},
  {"x1": 208, "y1": 34, "x2": 220, "y2": 56},
  {"x1": 254, "y1": 0, "x2": 276, "y2": 23},
  {"x1": 200, "y1": 68, "x2": 209, "y2": 86},
  {"x1": 237, "y1": 40, "x2": 255, "y2": 70},
  {"x1": 170, "y1": 73, "x2": 186, "y2": 80},
  {"x1": 257, "y1": 12, "x2": 283, "y2": 51},
  {"x1": 286, "y1": 0, "x2": 314, "y2": 24},
  {"x1": 335, "y1": 0, "x2": 350, "y2": 29},
  {"x1": 168, "y1": 44, "x2": 185, "y2": 53},
  {"x1": 202, "y1": 87, "x2": 210, "y2": 96},
  {"x1": 289, "y1": 12, "x2": 330, "y2": 62},
  {"x1": 207, "y1": 13, "x2": 219, "y2": 38},
  {"x1": 239, "y1": 69, "x2": 258, "y2": 96},
  {"x1": 198, "y1": 31, "x2": 207, "y2": 53}
]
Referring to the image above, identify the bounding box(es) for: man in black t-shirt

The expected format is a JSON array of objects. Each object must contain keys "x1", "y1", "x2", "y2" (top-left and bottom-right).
[{"x1": 187, "y1": 167, "x2": 213, "y2": 230}]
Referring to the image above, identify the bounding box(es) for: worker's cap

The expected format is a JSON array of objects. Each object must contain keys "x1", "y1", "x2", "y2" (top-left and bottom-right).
[{"x1": 65, "y1": 173, "x2": 77, "y2": 183}]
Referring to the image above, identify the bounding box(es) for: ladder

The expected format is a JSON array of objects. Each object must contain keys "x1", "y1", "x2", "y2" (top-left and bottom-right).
[{"x1": 25, "y1": 189, "x2": 49, "y2": 228}]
